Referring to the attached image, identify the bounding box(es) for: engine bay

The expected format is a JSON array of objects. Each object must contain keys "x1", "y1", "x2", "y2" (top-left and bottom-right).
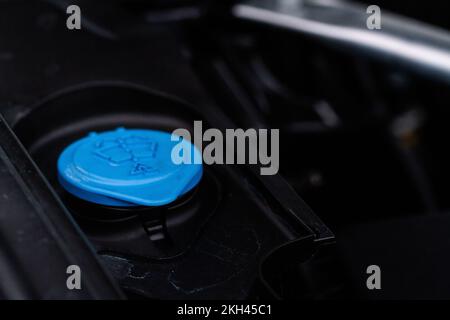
[{"x1": 0, "y1": 0, "x2": 450, "y2": 301}]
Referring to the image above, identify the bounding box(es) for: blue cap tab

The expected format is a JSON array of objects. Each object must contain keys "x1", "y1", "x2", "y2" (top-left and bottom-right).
[{"x1": 57, "y1": 128, "x2": 202, "y2": 207}]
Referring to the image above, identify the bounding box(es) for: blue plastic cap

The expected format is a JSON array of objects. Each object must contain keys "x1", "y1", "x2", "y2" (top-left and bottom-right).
[{"x1": 57, "y1": 128, "x2": 202, "y2": 207}]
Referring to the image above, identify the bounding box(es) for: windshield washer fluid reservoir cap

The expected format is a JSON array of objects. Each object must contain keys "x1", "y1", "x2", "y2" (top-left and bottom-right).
[{"x1": 57, "y1": 127, "x2": 202, "y2": 207}]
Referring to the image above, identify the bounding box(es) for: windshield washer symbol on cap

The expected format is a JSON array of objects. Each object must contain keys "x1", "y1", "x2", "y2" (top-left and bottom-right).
[{"x1": 93, "y1": 136, "x2": 158, "y2": 166}]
